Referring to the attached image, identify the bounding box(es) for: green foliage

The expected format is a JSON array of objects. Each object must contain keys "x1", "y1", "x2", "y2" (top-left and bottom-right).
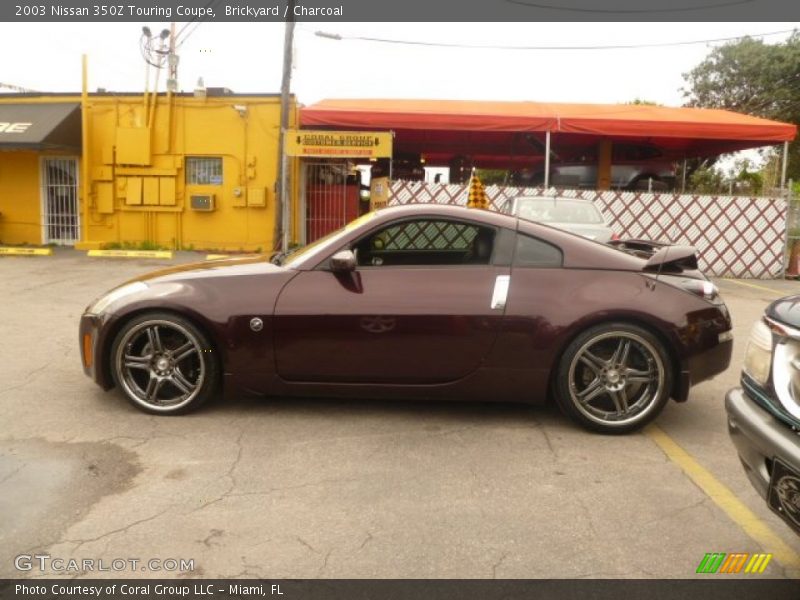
[
  {"x1": 475, "y1": 169, "x2": 509, "y2": 186},
  {"x1": 733, "y1": 161, "x2": 764, "y2": 195},
  {"x1": 626, "y1": 98, "x2": 661, "y2": 106},
  {"x1": 682, "y1": 31, "x2": 800, "y2": 180},
  {"x1": 688, "y1": 166, "x2": 726, "y2": 194},
  {"x1": 686, "y1": 158, "x2": 771, "y2": 195}
]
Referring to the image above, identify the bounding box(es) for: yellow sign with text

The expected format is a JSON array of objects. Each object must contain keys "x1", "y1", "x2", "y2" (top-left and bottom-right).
[{"x1": 286, "y1": 130, "x2": 393, "y2": 159}]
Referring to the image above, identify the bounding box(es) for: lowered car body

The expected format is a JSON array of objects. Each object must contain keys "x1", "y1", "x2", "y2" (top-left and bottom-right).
[{"x1": 80, "y1": 204, "x2": 733, "y2": 433}]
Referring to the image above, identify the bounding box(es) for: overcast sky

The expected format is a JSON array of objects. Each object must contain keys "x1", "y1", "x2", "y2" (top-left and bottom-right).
[{"x1": 1, "y1": 22, "x2": 797, "y2": 108}]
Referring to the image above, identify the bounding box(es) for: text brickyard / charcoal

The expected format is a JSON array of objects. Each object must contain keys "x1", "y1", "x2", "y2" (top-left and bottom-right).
[{"x1": 226, "y1": 4, "x2": 344, "y2": 18}]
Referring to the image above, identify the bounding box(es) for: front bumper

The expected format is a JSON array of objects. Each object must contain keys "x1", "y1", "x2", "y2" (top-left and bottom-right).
[
  {"x1": 79, "y1": 313, "x2": 114, "y2": 390},
  {"x1": 724, "y1": 387, "x2": 800, "y2": 499}
]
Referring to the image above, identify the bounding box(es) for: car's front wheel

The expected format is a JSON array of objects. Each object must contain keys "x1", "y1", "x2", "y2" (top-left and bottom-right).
[
  {"x1": 554, "y1": 323, "x2": 672, "y2": 434},
  {"x1": 110, "y1": 312, "x2": 219, "y2": 415}
]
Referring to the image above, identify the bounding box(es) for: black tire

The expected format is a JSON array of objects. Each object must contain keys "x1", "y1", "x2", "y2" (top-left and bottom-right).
[
  {"x1": 553, "y1": 323, "x2": 672, "y2": 434},
  {"x1": 109, "y1": 312, "x2": 219, "y2": 415}
]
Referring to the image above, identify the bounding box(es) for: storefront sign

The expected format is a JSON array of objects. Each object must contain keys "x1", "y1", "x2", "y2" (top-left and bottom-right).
[
  {"x1": 0, "y1": 122, "x2": 32, "y2": 133},
  {"x1": 286, "y1": 129, "x2": 392, "y2": 159}
]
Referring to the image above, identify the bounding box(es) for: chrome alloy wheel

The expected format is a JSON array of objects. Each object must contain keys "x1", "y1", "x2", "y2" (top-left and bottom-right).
[
  {"x1": 567, "y1": 331, "x2": 665, "y2": 427},
  {"x1": 114, "y1": 319, "x2": 205, "y2": 412}
]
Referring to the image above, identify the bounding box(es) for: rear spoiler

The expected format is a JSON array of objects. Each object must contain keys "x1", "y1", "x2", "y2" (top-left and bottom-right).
[{"x1": 643, "y1": 245, "x2": 698, "y2": 272}]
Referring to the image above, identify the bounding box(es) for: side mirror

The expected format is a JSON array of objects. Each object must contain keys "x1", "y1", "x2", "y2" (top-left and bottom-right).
[{"x1": 329, "y1": 250, "x2": 356, "y2": 273}]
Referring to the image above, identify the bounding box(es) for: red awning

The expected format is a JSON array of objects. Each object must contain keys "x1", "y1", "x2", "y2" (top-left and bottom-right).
[
  {"x1": 302, "y1": 98, "x2": 796, "y2": 141},
  {"x1": 300, "y1": 99, "x2": 796, "y2": 162}
]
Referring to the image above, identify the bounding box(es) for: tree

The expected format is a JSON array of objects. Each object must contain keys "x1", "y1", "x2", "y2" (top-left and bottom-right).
[
  {"x1": 626, "y1": 98, "x2": 661, "y2": 106},
  {"x1": 682, "y1": 31, "x2": 800, "y2": 182}
]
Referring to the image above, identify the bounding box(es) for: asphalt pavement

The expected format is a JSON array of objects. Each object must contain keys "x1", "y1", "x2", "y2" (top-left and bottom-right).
[{"x1": 1, "y1": 249, "x2": 799, "y2": 579}]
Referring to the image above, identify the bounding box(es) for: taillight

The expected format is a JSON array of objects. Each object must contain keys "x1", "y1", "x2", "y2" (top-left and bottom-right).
[
  {"x1": 611, "y1": 232, "x2": 620, "y2": 241},
  {"x1": 657, "y1": 275, "x2": 721, "y2": 303}
]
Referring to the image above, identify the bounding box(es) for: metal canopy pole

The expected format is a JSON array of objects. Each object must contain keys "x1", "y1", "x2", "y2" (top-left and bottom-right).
[
  {"x1": 681, "y1": 158, "x2": 687, "y2": 193},
  {"x1": 781, "y1": 141, "x2": 789, "y2": 192},
  {"x1": 544, "y1": 131, "x2": 551, "y2": 189}
]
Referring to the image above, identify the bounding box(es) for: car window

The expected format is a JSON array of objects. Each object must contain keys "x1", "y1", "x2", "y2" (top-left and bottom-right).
[
  {"x1": 515, "y1": 198, "x2": 604, "y2": 225},
  {"x1": 354, "y1": 219, "x2": 496, "y2": 267},
  {"x1": 282, "y1": 212, "x2": 378, "y2": 267},
  {"x1": 514, "y1": 234, "x2": 563, "y2": 268}
]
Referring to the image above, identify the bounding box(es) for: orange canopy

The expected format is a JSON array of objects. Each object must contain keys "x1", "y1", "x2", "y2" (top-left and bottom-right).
[
  {"x1": 300, "y1": 99, "x2": 796, "y2": 165},
  {"x1": 301, "y1": 98, "x2": 796, "y2": 142}
]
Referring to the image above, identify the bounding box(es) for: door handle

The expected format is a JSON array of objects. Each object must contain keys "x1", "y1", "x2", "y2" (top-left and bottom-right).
[{"x1": 490, "y1": 275, "x2": 510, "y2": 310}]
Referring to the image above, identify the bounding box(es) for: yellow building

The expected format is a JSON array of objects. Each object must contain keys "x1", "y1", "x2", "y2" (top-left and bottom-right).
[{"x1": 0, "y1": 89, "x2": 298, "y2": 251}]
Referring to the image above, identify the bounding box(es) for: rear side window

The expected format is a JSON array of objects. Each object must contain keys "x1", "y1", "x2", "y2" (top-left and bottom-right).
[{"x1": 514, "y1": 234, "x2": 562, "y2": 268}]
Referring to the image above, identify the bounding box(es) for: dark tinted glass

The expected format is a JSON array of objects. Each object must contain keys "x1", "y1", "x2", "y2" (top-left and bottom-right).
[{"x1": 514, "y1": 234, "x2": 562, "y2": 268}]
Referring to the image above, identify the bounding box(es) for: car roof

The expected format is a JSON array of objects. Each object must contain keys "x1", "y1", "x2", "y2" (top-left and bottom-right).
[
  {"x1": 374, "y1": 203, "x2": 518, "y2": 228},
  {"x1": 290, "y1": 201, "x2": 645, "y2": 272}
]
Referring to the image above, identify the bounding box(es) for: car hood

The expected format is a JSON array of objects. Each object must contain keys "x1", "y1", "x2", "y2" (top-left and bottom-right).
[
  {"x1": 128, "y1": 255, "x2": 286, "y2": 285},
  {"x1": 766, "y1": 295, "x2": 800, "y2": 329}
]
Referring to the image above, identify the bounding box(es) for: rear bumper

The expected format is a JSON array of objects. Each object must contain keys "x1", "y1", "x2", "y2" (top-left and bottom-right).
[
  {"x1": 675, "y1": 337, "x2": 733, "y2": 402},
  {"x1": 724, "y1": 387, "x2": 800, "y2": 499}
]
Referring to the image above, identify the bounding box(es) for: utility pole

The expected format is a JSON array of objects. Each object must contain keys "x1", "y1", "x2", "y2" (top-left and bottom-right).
[
  {"x1": 167, "y1": 22, "x2": 178, "y2": 92},
  {"x1": 275, "y1": 2, "x2": 296, "y2": 253}
]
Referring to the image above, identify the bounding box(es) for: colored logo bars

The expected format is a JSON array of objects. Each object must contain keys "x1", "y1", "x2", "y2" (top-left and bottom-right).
[{"x1": 696, "y1": 552, "x2": 772, "y2": 574}]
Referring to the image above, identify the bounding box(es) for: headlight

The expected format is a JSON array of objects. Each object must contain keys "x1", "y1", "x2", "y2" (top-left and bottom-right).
[
  {"x1": 770, "y1": 326, "x2": 800, "y2": 422},
  {"x1": 743, "y1": 319, "x2": 773, "y2": 387},
  {"x1": 86, "y1": 281, "x2": 148, "y2": 315}
]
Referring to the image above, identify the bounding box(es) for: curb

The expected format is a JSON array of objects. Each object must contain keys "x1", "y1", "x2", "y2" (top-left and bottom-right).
[
  {"x1": 87, "y1": 249, "x2": 174, "y2": 259},
  {"x1": 0, "y1": 247, "x2": 54, "y2": 256}
]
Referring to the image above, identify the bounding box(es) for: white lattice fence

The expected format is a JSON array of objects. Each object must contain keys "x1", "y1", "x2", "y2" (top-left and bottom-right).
[{"x1": 389, "y1": 181, "x2": 788, "y2": 279}]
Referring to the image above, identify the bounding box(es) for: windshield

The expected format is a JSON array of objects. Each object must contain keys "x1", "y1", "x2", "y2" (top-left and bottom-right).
[
  {"x1": 514, "y1": 197, "x2": 605, "y2": 225},
  {"x1": 280, "y1": 211, "x2": 379, "y2": 267}
]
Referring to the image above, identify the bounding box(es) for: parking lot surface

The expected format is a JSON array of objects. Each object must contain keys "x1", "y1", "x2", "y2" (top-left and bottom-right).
[{"x1": 1, "y1": 250, "x2": 799, "y2": 579}]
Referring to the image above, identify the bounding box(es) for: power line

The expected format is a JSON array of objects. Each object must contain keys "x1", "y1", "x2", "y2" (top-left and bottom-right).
[
  {"x1": 174, "y1": 0, "x2": 222, "y2": 49},
  {"x1": 310, "y1": 27, "x2": 797, "y2": 51},
  {"x1": 0, "y1": 81, "x2": 39, "y2": 93},
  {"x1": 504, "y1": 0, "x2": 754, "y2": 14}
]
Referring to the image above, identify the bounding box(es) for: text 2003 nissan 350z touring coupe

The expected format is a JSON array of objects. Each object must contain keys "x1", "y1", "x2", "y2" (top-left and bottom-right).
[{"x1": 80, "y1": 204, "x2": 733, "y2": 434}]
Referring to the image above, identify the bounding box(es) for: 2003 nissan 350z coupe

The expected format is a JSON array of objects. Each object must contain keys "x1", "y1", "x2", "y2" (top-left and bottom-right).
[{"x1": 79, "y1": 204, "x2": 733, "y2": 434}]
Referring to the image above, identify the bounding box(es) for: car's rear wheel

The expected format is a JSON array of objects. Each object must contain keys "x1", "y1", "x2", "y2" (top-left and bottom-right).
[
  {"x1": 110, "y1": 312, "x2": 219, "y2": 415},
  {"x1": 554, "y1": 323, "x2": 672, "y2": 434}
]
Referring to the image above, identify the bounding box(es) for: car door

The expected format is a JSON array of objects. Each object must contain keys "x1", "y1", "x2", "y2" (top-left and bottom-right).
[{"x1": 273, "y1": 217, "x2": 511, "y2": 384}]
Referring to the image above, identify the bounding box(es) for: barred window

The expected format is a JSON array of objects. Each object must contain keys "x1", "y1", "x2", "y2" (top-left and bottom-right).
[{"x1": 185, "y1": 157, "x2": 223, "y2": 185}]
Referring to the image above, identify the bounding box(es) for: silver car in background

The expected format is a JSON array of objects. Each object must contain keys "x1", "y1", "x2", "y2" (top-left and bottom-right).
[{"x1": 508, "y1": 196, "x2": 618, "y2": 243}]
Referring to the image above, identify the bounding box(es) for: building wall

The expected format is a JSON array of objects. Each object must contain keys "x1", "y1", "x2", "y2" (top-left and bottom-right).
[
  {"x1": 0, "y1": 151, "x2": 43, "y2": 245},
  {"x1": 0, "y1": 93, "x2": 298, "y2": 251},
  {"x1": 82, "y1": 93, "x2": 297, "y2": 251}
]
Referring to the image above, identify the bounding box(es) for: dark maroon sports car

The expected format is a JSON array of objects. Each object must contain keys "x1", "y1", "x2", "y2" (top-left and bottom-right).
[{"x1": 80, "y1": 204, "x2": 733, "y2": 433}]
